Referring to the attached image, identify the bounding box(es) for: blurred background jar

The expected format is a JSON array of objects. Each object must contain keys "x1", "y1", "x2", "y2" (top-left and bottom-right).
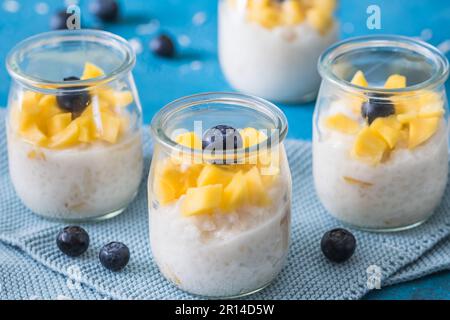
[
  {"x1": 219, "y1": 0, "x2": 339, "y2": 103},
  {"x1": 313, "y1": 35, "x2": 449, "y2": 231},
  {"x1": 6, "y1": 29, "x2": 143, "y2": 221}
]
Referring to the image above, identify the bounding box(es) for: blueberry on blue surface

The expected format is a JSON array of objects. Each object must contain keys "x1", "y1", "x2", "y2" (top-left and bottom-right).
[
  {"x1": 321, "y1": 228, "x2": 356, "y2": 263},
  {"x1": 89, "y1": 0, "x2": 119, "y2": 22},
  {"x1": 361, "y1": 93, "x2": 395, "y2": 125},
  {"x1": 50, "y1": 10, "x2": 71, "y2": 30},
  {"x1": 150, "y1": 35, "x2": 175, "y2": 58},
  {"x1": 56, "y1": 76, "x2": 91, "y2": 116},
  {"x1": 99, "y1": 242, "x2": 130, "y2": 272},
  {"x1": 56, "y1": 226, "x2": 90, "y2": 257}
]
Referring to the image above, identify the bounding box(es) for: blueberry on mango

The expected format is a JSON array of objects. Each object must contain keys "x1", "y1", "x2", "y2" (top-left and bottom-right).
[
  {"x1": 202, "y1": 125, "x2": 243, "y2": 150},
  {"x1": 89, "y1": 0, "x2": 119, "y2": 22},
  {"x1": 321, "y1": 228, "x2": 356, "y2": 263},
  {"x1": 56, "y1": 226, "x2": 90, "y2": 257},
  {"x1": 99, "y1": 242, "x2": 130, "y2": 271},
  {"x1": 56, "y1": 76, "x2": 91, "y2": 116},
  {"x1": 150, "y1": 35, "x2": 175, "y2": 58},
  {"x1": 361, "y1": 94, "x2": 395, "y2": 125}
]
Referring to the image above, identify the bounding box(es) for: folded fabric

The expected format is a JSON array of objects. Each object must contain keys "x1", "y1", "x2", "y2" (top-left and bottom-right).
[{"x1": 0, "y1": 110, "x2": 449, "y2": 300}]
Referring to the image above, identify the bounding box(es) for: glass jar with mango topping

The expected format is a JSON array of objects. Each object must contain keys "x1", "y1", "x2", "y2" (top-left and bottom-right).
[
  {"x1": 6, "y1": 30, "x2": 143, "y2": 221},
  {"x1": 313, "y1": 35, "x2": 449, "y2": 231},
  {"x1": 148, "y1": 93, "x2": 291, "y2": 297},
  {"x1": 219, "y1": 0, "x2": 338, "y2": 103}
]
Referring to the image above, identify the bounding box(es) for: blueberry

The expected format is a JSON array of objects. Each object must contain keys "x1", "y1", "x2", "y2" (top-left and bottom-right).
[
  {"x1": 150, "y1": 35, "x2": 175, "y2": 58},
  {"x1": 56, "y1": 76, "x2": 91, "y2": 116},
  {"x1": 99, "y1": 242, "x2": 130, "y2": 271},
  {"x1": 361, "y1": 93, "x2": 395, "y2": 125},
  {"x1": 50, "y1": 10, "x2": 71, "y2": 30},
  {"x1": 56, "y1": 226, "x2": 90, "y2": 257},
  {"x1": 321, "y1": 228, "x2": 356, "y2": 263},
  {"x1": 202, "y1": 125, "x2": 243, "y2": 150},
  {"x1": 89, "y1": 0, "x2": 119, "y2": 22}
]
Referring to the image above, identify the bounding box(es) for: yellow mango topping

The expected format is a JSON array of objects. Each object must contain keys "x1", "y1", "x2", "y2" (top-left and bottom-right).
[
  {"x1": 352, "y1": 127, "x2": 388, "y2": 164},
  {"x1": 48, "y1": 122, "x2": 79, "y2": 149},
  {"x1": 240, "y1": 127, "x2": 268, "y2": 148},
  {"x1": 99, "y1": 113, "x2": 121, "y2": 143},
  {"x1": 408, "y1": 117, "x2": 440, "y2": 149},
  {"x1": 248, "y1": 6, "x2": 281, "y2": 28},
  {"x1": 343, "y1": 176, "x2": 373, "y2": 187},
  {"x1": 197, "y1": 165, "x2": 234, "y2": 187},
  {"x1": 369, "y1": 116, "x2": 402, "y2": 149},
  {"x1": 175, "y1": 132, "x2": 202, "y2": 149},
  {"x1": 314, "y1": 0, "x2": 337, "y2": 12},
  {"x1": 384, "y1": 74, "x2": 406, "y2": 89},
  {"x1": 351, "y1": 70, "x2": 369, "y2": 87},
  {"x1": 20, "y1": 124, "x2": 48, "y2": 146},
  {"x1": 47, "y1": 113, "x2": 72, "y2": 136},
  {"x1": 325, "y1": 113, "x2": 360, "y2": 134},
  {"x1": 75, "y1": 116, "x2": 96, "y2": 143},
  {"x1": 306, "y1": 7, "x2": 332, "y2": 34},
  {"x1": 81, "y1": 62, "x2": 104, "y2": 80},
  {"x1": 222, "y1": 171, "x2": 248, "y2": 211},
  {"x1": 181, "y1": 184, "x2": 223, "y2": 216},
  {"x1": 153, "y1": 162, "x2": 183, "y2": 205},
  {"x1": 245, "y1": 167, "x2": 269, "y2": 206},
  {"x1": 21, "y1": 91, "x2": 41, "y2": 114},
  {"x1": 282, "y1": 0, "x2": 305, "y2": 25}
]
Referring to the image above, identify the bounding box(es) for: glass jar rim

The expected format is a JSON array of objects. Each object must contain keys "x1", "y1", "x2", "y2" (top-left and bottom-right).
[
  {"x1": 150, "y1": 92, "x2": 289, "y2": 155},
  {"x1": 318, "y1": 35, "x2": 449, "y2": 97},
  {"x1": 5, "y1": 29, "x2": 136, "y2": 94}
]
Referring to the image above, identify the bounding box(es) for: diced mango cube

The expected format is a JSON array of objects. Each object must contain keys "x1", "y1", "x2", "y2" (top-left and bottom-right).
[
  {"x1": 21, "y1": 91, "x2": 41, "y2": 114},
  {"x1": 352, "y1": 127, "x2": 388, "y2": 164},
  {"x1": 248, "y1": 7, "x2": 281, "y2": 29},
  {"x1": 197, "y1": 165, "x2": 234, "y2": 187},
  {"x1": 325, "y1": 113, "x2": 360, "y2": 134},
  {"x1": 47, "y1": 113, "x2": 72, "y2": 136},
  {"x1": 282, "y1": 1, "x2": 305, "y2": 25},
  {"x1": 38, "y1": 95, "x2": 62, "y2": 119},
  {"x1": 314, "y1": 0, "x2": 337, "y2": 12},
  {"x1": 113, "y1": 91, "x2": 134, "y2": 108},
  {"x1": 306, "y1": 7, "x2": 332, "y2": 34},
  {"x1": 175, "y1": 132, "x2": 202, "y2": 149},
  {"x1": 75, "y1": 116, "x2": 96, "y2": 143},
  {"x1": 384, "y1": 74, "x2": 406, "y2": 89},
  {"x1": 240, "y1": 127, "x2": 268, "y2": 148},
  {"x1": 245, "y1": 167, "x2": 270, "y2": 206},
  {"x1": 222, "y1": 171, "x2": 248, "y2": 211},
  {"x1": 181, "y1": 184, "x2": 223, "y2": 216},
  {"x1": 81, "y1": 62, "x2": 104, "y2": 80},
  {"x1": 20, "y1": 124, "x2": 48, "y2": 146},
  {"x1": 100, "y1": 113, "x2": 121, "y2": 143},
  {"x1": 408, "y1": 117, "x2": 440, "y2": 149},
  {"x1": 153, "y1": 161, "x2": 184, "y2": 204},
  {"x1": 48, "y1": 122, "x2": 79, "y2": 149},
  {"x1": 351, "y1": 70, "x2": 368, "y2": 87},
  {"x1": 369, "y1": 116, "x2": 401, "y2": 149}
]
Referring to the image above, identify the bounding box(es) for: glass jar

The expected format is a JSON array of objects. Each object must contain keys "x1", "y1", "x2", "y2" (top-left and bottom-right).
[
  {"x1": 148, "y1": 92, "x2": 291, "y2": 297},
  {"x1": 218, "y1": 0, "x2": 339, "y2": 103},
  {"x1": 314, "y1": 35, "x2": 449, "y2": 231},
  {"x1": 6, "y1": 30, "x2": 143, "y2": 221}
]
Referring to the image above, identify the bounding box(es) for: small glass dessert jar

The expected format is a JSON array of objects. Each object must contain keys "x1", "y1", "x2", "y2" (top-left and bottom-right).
[
  {"x1": 6, "y1": 30, "x2": 143, "y2": 221},
  {"x1": 148, "y1": 93, "x2": 291, "y2": 297},
  {"x1": 313, "y1": 35, "x2": 449, "y2": 231},
  {"x1": 218, "y1": 0, "x2": 338, "y2": 103}
]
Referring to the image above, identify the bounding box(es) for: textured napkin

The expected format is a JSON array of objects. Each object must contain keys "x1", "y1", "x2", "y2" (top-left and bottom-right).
[{"x1": 0, "y1": 109, "x2": 449, "y2": 300}]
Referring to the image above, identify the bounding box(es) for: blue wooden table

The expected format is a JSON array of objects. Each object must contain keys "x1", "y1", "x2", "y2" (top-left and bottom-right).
[{"x1": 0, "y1": 0, "x2": 449, "y2": 299}]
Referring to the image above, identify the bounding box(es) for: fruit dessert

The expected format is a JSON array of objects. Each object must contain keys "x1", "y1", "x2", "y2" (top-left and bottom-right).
[
  {"x1": 7, "y1": 62, "x2": 143, "y2": 220},
  {"x1": 313, "y1": 70, "x2": 448, "y2": 230},
  {"x1": 149, "y1": 108, "x2": 291, "y2": 297},
  {"x1": 219, "y1": 0, "x2": 338, "y2": 103}
]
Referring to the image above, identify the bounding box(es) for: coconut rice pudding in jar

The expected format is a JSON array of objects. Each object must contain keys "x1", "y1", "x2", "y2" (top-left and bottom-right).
[
  {"x1": 313, "y1": 36, "x2": 449, "y2": 231},
  {"x1": 148, "y1": 93, "x2": 291, "y2": 297},
  {"x1": 6, "y1": 30, "x2": 143, "y2": 221},
  {"x1": 219, "y1": 0, "x2": 338, "y2": 103}
]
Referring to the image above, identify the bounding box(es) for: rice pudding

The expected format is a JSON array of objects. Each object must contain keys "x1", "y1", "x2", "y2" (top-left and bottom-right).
[
  {"x1": 314, "y1": 69, "x2": 448, "y2": 230},
  {"x1": 219, "y1": 0, "x2": 338, "y2": 103},
  {"x1": 148, "y1": 93, "x2": 291, "y2": 297},
  {"x1": 6, "y1": 61, "x2": 143, "y2": 220}
]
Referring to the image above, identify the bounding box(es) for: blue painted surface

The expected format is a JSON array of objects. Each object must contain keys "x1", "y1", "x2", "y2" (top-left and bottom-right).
[{"x1": 0, "y1": 0, "x2": 449, "y2": 299}]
